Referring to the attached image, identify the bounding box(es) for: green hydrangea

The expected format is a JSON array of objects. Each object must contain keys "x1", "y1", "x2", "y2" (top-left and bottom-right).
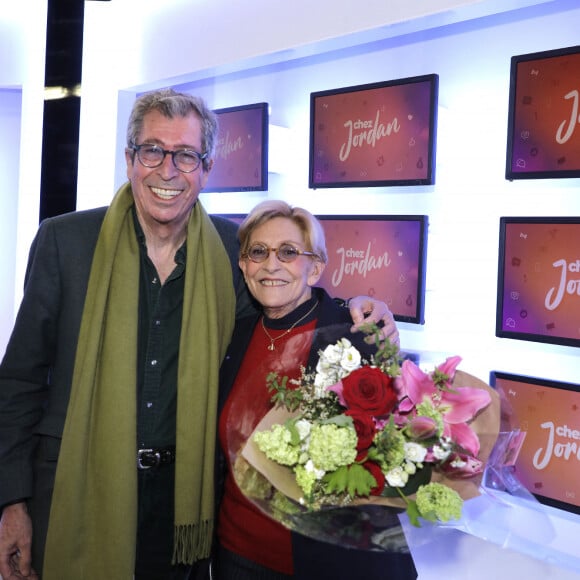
[
  {"x1": 254, "y1": 424, "x2": 300, "y2": 466},
  {"x1": 415, "y1": 482, "x2": 463, "y2": 523},
  {"x1": 295, "y1": 464, "x2": 318, "y2": 497},
  {"x1": 374, "y1": 421, "x2": 406, "y2": 471},
  {"x1": 308, "y1": 424, "x2": 357, "y2": 471}
]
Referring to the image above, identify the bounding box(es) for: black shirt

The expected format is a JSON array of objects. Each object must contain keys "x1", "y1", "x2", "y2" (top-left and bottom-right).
[{"x1": 135, "y1": 217, "x2": 186, "y2": 449}]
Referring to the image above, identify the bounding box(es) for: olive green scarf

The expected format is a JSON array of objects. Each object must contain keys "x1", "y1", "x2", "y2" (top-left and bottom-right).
[{"x1": 43, "y1": 183, "x2": 235, "y2": 578}]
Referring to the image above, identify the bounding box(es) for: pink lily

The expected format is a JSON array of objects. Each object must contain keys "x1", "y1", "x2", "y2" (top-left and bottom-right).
[
  {"x1": 407, "y1": 415, "x2": 439, "y2": 440},
  {"x1": 440, "y1": 452, "x2": 484, "y2": 478},
  {"x1": 395, "y1": 357, "x2": 491, "y2": 456},
  {"x1": 395, "y1": 356, "x2": 462, "y2": 412}
]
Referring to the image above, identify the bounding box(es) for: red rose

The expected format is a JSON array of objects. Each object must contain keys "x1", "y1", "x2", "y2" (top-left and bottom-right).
[
  {"x1": 345, "y1": 410, "x2": 377, "y2": 450},
  {"x1": 341, "y1": 366, "x2": 397, "y2": 417},
  {"x1": 362, "y1": 460, "x2": 385, "y2": 495}
]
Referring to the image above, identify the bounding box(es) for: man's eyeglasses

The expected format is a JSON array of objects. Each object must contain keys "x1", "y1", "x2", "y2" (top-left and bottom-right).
[
  {"x1": 130, "y1": 143, "x2": 207, "y2": 173},
  {"x1": 242, "y1": 243, "x2": 319, "y2": 263}
]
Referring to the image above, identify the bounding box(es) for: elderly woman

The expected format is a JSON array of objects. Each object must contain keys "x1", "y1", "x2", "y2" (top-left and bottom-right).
[{"x1": 215, "y1": 201, "x2": 407, "y2": 580}]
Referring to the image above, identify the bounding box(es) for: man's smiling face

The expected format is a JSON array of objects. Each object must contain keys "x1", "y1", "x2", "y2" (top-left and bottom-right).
[{"x1": 126, "y1": 109, "x2": 211, "y2": 236}]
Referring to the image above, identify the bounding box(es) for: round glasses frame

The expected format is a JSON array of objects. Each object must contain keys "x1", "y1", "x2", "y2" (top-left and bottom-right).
[
  {"x1": 130, "y1": 143, "x2": 208, "y2": 173},
  {"x1": 242, "y1": 243, "x2": 319, "y2": 263}
]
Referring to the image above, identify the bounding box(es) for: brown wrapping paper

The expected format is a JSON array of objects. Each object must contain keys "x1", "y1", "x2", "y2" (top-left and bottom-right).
[{"x1": 241, "y1": 370, "x2": 500, "y2": 509}]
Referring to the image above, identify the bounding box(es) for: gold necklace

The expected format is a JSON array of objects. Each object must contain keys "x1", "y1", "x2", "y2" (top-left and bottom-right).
[{"x1": 261, "y1": 301, "x2": 319, "y2": 351}]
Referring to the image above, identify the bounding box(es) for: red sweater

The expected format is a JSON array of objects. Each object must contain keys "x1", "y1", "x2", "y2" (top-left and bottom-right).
[{"x1": 217, "y1": 319, "x2": 316, "y2": 574}]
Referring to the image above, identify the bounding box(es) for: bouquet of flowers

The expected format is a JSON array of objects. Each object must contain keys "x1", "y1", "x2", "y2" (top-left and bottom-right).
[{"x1": 244, "y1": 325, "x2": 499, "y2": 527}]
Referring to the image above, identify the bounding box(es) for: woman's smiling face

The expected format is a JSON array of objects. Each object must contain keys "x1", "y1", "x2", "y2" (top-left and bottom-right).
[{"x1": 239, "y1": 217, "x2": 324, "y2": 319}]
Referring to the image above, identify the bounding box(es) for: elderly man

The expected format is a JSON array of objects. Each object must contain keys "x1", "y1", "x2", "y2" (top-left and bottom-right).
[{"x1": 0, "y1": 89, "x2": 399, "y2": 580}]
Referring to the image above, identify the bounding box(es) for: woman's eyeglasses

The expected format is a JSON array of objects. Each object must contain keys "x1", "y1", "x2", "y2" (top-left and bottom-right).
[{"x1": 242, "y1": 243, "x2": 319, "y2": 263}]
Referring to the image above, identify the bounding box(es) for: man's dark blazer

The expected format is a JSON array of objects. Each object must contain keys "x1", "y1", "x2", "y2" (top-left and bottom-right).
[{"x1": 0, "y1": 202, "x2": 249, "y2": 568}]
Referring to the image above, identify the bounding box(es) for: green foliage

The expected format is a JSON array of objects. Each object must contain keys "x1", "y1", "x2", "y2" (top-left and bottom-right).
[
  {"x1": 322, "y1": 414, "x2": 354, "y2": 428},
  {"x1": 358, "y1": 322, "x2": 402, "y2": 376},
  {"x1": 432, "y1": 368, "x2": 458, "y2": 395},
  {"x1": 323, "y1": 463, "x2": 377, "y2": 498},
  {"x1": 405, "y1": 498, "x2": 422, "y2": 527},
  {"x1": 285, "y1": 418, "x2": 301, "y2": 446},
  {"x1": 266, "y1": 371, "x2": 303, "y2": 412}
]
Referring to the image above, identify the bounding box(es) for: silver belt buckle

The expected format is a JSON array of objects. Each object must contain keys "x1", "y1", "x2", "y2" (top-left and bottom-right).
[{"x1": 137, "y1": 448, "x2": 160, "y2": 470}]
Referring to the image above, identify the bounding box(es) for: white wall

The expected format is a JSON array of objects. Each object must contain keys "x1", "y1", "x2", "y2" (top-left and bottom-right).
[
  {"x1": 0, "y1": 89, "x2": 21, "y2": 354},
  {"x1": 0, "y1": 1, "x2": 47, "y2": 357},
  {"x1": 78, "y1": 0, "x2": 554, "y2": 209},
  {"x1": 180, "y1": 1, "x2": 580, "y2": 386},
  {"x1": 3, "y1": 0, "x2": 579, "y2": 387},
  {"x1": 77, "y1": 0, "x2": 580, "y2": 386}
]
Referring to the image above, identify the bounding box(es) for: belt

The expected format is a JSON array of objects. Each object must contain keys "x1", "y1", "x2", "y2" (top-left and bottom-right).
[{"x1": 137, "y1": 446, "x2": 176, "y2": 470}]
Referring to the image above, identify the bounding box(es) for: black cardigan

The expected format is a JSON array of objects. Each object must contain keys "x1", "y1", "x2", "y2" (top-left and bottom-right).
[
  {"x1": 216, "y1": 287, "x2": 417, "y2": 579},
  {"x1": 218, "y1": 286, "x2": 376, "y2": 414}
]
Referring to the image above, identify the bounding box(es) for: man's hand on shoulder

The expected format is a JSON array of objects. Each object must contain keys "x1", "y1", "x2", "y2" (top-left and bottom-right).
[{"x1": 347, "y1": 295, "x2": 400, "y2": 346}]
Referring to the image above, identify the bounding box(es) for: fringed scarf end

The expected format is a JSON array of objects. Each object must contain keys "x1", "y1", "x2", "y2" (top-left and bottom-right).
[{"x1": 172, "y1": 520, "x2": 213, "y2": 565}]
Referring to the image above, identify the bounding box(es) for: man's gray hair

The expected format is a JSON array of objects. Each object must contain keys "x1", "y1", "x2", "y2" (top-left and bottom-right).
[{"x1": 126, "y1": 88, "x2": 218, "y2": 171}]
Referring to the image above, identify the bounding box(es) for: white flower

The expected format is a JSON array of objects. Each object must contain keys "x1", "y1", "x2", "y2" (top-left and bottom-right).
[
  {"x1": 304, "y1": 459, "x2": 325, "y2": 480},
  {"x1": 315, "y1": 359, "x2": 331, "y2": 374},
  {"x1": 385, "y1": 466, "x2": 409, "y2": 487},
  {"x1": 319, "y1": 343, "x2": 344, "y2": 365},
  {"x1": 404, "y1": 442, "x2": 428, "y2": 464},
  {"x1": 450, "y1": 456, "x2": 467, "y2": 469},
  {"x1": 313, "y1": 340, "x2": 362, "y2": 394},
  {"x1": 340, "y1": 344, "x2": 362, "y2": 372},
  {"x1": 314, "y1": 368, "x2": 337, "y2": 393},
  {"x1": 295, "y1": 419, "x2": 312, "y2": 442},
  {"x1": 432, "y1": 444, "x2": 452, "y2": 461}
]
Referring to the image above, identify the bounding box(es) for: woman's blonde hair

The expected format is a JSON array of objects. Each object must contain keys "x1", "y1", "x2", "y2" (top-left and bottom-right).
[{"x1": 239, "y1": 200, "x2": 328, "y2": 263}]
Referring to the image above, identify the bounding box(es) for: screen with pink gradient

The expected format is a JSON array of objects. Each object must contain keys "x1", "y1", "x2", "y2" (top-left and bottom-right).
[
  {"x1": 491, "y1": 371, "x2": 580, "y2": 514},
  {"x1": 204, "y1": 102, "x2": 268, "y2": 192},
  {"x1": 309, "y1": 75, "x2": 437, "y2": 187},
  {"x1": 316, "y1": 216, "x2": 427, "y2": 324},
  {"x1": 496, "y1": 218, "x2": 580, "y2": 347},
  {"x1": 507, "y1": 46, "x2": 580, "y2": 178}
]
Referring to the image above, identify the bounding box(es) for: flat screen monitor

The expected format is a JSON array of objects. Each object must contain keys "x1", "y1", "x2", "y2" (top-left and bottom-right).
[
  {"x1": 490, "y1": 370, "x2": 580, "y2": 515},
  {"x1": 204, "y1": 102, "x2": 269, "y2": 192},
  {"x1": 496, "y1": 217, "x2": 580, "y2": 348},
  {"x1": 505, "y1": 45, "x2": 580, "y2": 180},
  {"x1": 213, "y1": 213, "x2": 428, "y2": 324},
  {"x1": 316, "y1": 215, "x2": 428, "y2": 324},
  {"x1": 309, "y1": 75, "x2": 438, "y2": 188}
]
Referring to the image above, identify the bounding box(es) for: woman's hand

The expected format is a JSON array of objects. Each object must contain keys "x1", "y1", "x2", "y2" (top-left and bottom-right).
[{"x1": 347, "y1": 296, "x2": 400, "y2": 346}]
